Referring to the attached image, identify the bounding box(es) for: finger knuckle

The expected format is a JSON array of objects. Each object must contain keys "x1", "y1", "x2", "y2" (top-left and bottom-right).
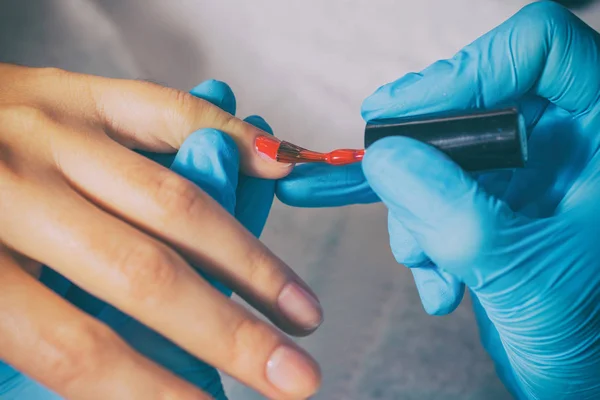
[
  {"x1": 244, "y1": 248, "x2": 282, "y2": 291},
  {"x1": 164, "y1": 87, "x2": 207, "y2": 129},
  {"x1": 114, "y1": 242, "x2": 178, "y2": 303},
  {"x1": 171, "y1": 87, "x2": 197, "y2": 113},
  {"x1": 153, "y1": 171, "x2": 207, "y2": 220},
  {"x1": 220, "y1": 111, "x2": 242, "y2": 137},
  {"x1": 172, "y1": 85, "x2": 238, "y2": 133},
  {"x1": 42, "y1": 321, "x2": 117, "y2": 390}
]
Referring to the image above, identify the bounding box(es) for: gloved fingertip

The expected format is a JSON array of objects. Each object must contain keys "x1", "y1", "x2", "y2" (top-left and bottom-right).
[
  {"x1": 388, "y1": 211, "x2": 464, "y2": 314},
  {"x1": 243, "y1": 115, "x2": 273, "y2": 135},
  {"x1": 412, "y1": 267, "x2": 464, "y2": 316},
  {"x1": 276, "y1": 163, "x2": 379, "y2": 207},
  {"x1": 190, "y1": 79, "x2": 237, "y2": 115},
  {"x1": 275, "y1": 175, "x2": 313, "y2": 207}
]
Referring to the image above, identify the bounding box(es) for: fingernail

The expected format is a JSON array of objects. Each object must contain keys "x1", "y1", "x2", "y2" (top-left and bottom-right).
[
  {"x1": 255, "y1": 135, "x2": 292, "y2": 166},
  {"x1": 278, "y1": 282, "x2": 323, "y2": 330},
  {"x1": 267, "y1": 345, "x2": 320, "y2": 396}
]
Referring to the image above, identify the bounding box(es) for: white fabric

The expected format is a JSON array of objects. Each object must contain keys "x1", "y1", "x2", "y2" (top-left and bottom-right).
[{"x1": 2, "y1": 1, "x2": 599, "y2": 398}]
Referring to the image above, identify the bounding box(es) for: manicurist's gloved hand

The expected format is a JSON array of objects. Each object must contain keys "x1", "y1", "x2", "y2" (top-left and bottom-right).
[
  {"x1": 0, "y1": 65, "x2": 321, "y2": 400},
  {"x1": 278, "y1": 2, "x2": 600, "y2": 398}
]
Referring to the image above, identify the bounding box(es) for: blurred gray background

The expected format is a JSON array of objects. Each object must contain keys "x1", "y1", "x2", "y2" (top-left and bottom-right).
[{"x1": 1, "y1": 1, "x2": 600, "y2": 399}]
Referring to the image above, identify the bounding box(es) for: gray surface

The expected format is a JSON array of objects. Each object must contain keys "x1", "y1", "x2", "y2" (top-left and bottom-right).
[{"x1": 2, "y1": 1, "x2": 600, "y2": 398}]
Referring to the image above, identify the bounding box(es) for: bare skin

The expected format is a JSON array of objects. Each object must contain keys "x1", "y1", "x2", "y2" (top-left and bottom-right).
[{"x1": 0, "y1": 63, "x2": 321, "y2": 399}]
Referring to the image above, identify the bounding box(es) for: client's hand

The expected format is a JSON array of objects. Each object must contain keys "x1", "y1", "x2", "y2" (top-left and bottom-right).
[{"x1": 0, "y1": 66, "x2": 320, "y2": 400}]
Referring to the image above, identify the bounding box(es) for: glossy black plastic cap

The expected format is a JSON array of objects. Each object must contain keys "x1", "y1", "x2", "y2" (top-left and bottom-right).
[{"x1": 364, "y1": 107, "x2": 527, "y2": 172}]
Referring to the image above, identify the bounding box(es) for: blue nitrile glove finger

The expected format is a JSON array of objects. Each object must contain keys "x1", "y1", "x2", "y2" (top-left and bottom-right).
[
  {"x1": 388, "y1": 212, "x2": 464, "y2": 315},
  {"x1": 236, "y1": 115, "x2": 276, "y2": 237},
  {"x1": 276, "y1": 162, "x2": 378, "y2": 207}
]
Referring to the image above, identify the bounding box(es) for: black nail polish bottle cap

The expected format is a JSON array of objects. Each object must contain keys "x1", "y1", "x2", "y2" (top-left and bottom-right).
[{"x1": 364, "y1": 107, "x2": 527, "y2": 171}]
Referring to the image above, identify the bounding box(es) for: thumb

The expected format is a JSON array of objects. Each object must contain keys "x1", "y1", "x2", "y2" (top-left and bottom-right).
[{"x1": 362, "y1": 137, "x2": 527, "y2": 289}]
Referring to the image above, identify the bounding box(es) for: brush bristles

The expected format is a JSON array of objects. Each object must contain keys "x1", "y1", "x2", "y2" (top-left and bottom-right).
[{"x1": 276, "y1": 141, "x2": 309, "y2": 163}]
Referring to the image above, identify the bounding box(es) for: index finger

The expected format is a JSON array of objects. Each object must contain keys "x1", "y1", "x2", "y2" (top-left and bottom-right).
[
  {"x1": 93, "y1": 77, "x2": 293, "y2": 179},
  {"x1": 14, "y1": 64, "x2": 291, "y2": 179}
]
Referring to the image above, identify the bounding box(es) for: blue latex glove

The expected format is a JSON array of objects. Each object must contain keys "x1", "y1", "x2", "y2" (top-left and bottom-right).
[
  {"x1": 278, "y1": 2, "x2": 600, "y2": 398},
  {"x1": 0, "y1": 80, "x2": 276, "y2": 399}
]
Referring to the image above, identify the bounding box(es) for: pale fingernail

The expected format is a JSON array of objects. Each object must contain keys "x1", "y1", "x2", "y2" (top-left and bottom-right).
[
  {"x1": 278, "y1": 282, "x2": 323, "y2": 330},
  {"x1": 267, "y1": 345, "x2": 321, "y2": 396}
]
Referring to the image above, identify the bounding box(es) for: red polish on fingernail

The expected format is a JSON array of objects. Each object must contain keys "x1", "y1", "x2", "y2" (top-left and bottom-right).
[
  {"x1": 255, "y1": 135, "x2": 281, "y2": 160},
  {"x1": 254, "y1": 136, "x2": 365, "y2": 166}
]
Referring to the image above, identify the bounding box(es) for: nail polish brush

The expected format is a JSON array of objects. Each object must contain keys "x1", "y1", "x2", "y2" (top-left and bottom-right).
[{"x1": 254, "y1": 107, "x2": 527, "y2": 171}]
